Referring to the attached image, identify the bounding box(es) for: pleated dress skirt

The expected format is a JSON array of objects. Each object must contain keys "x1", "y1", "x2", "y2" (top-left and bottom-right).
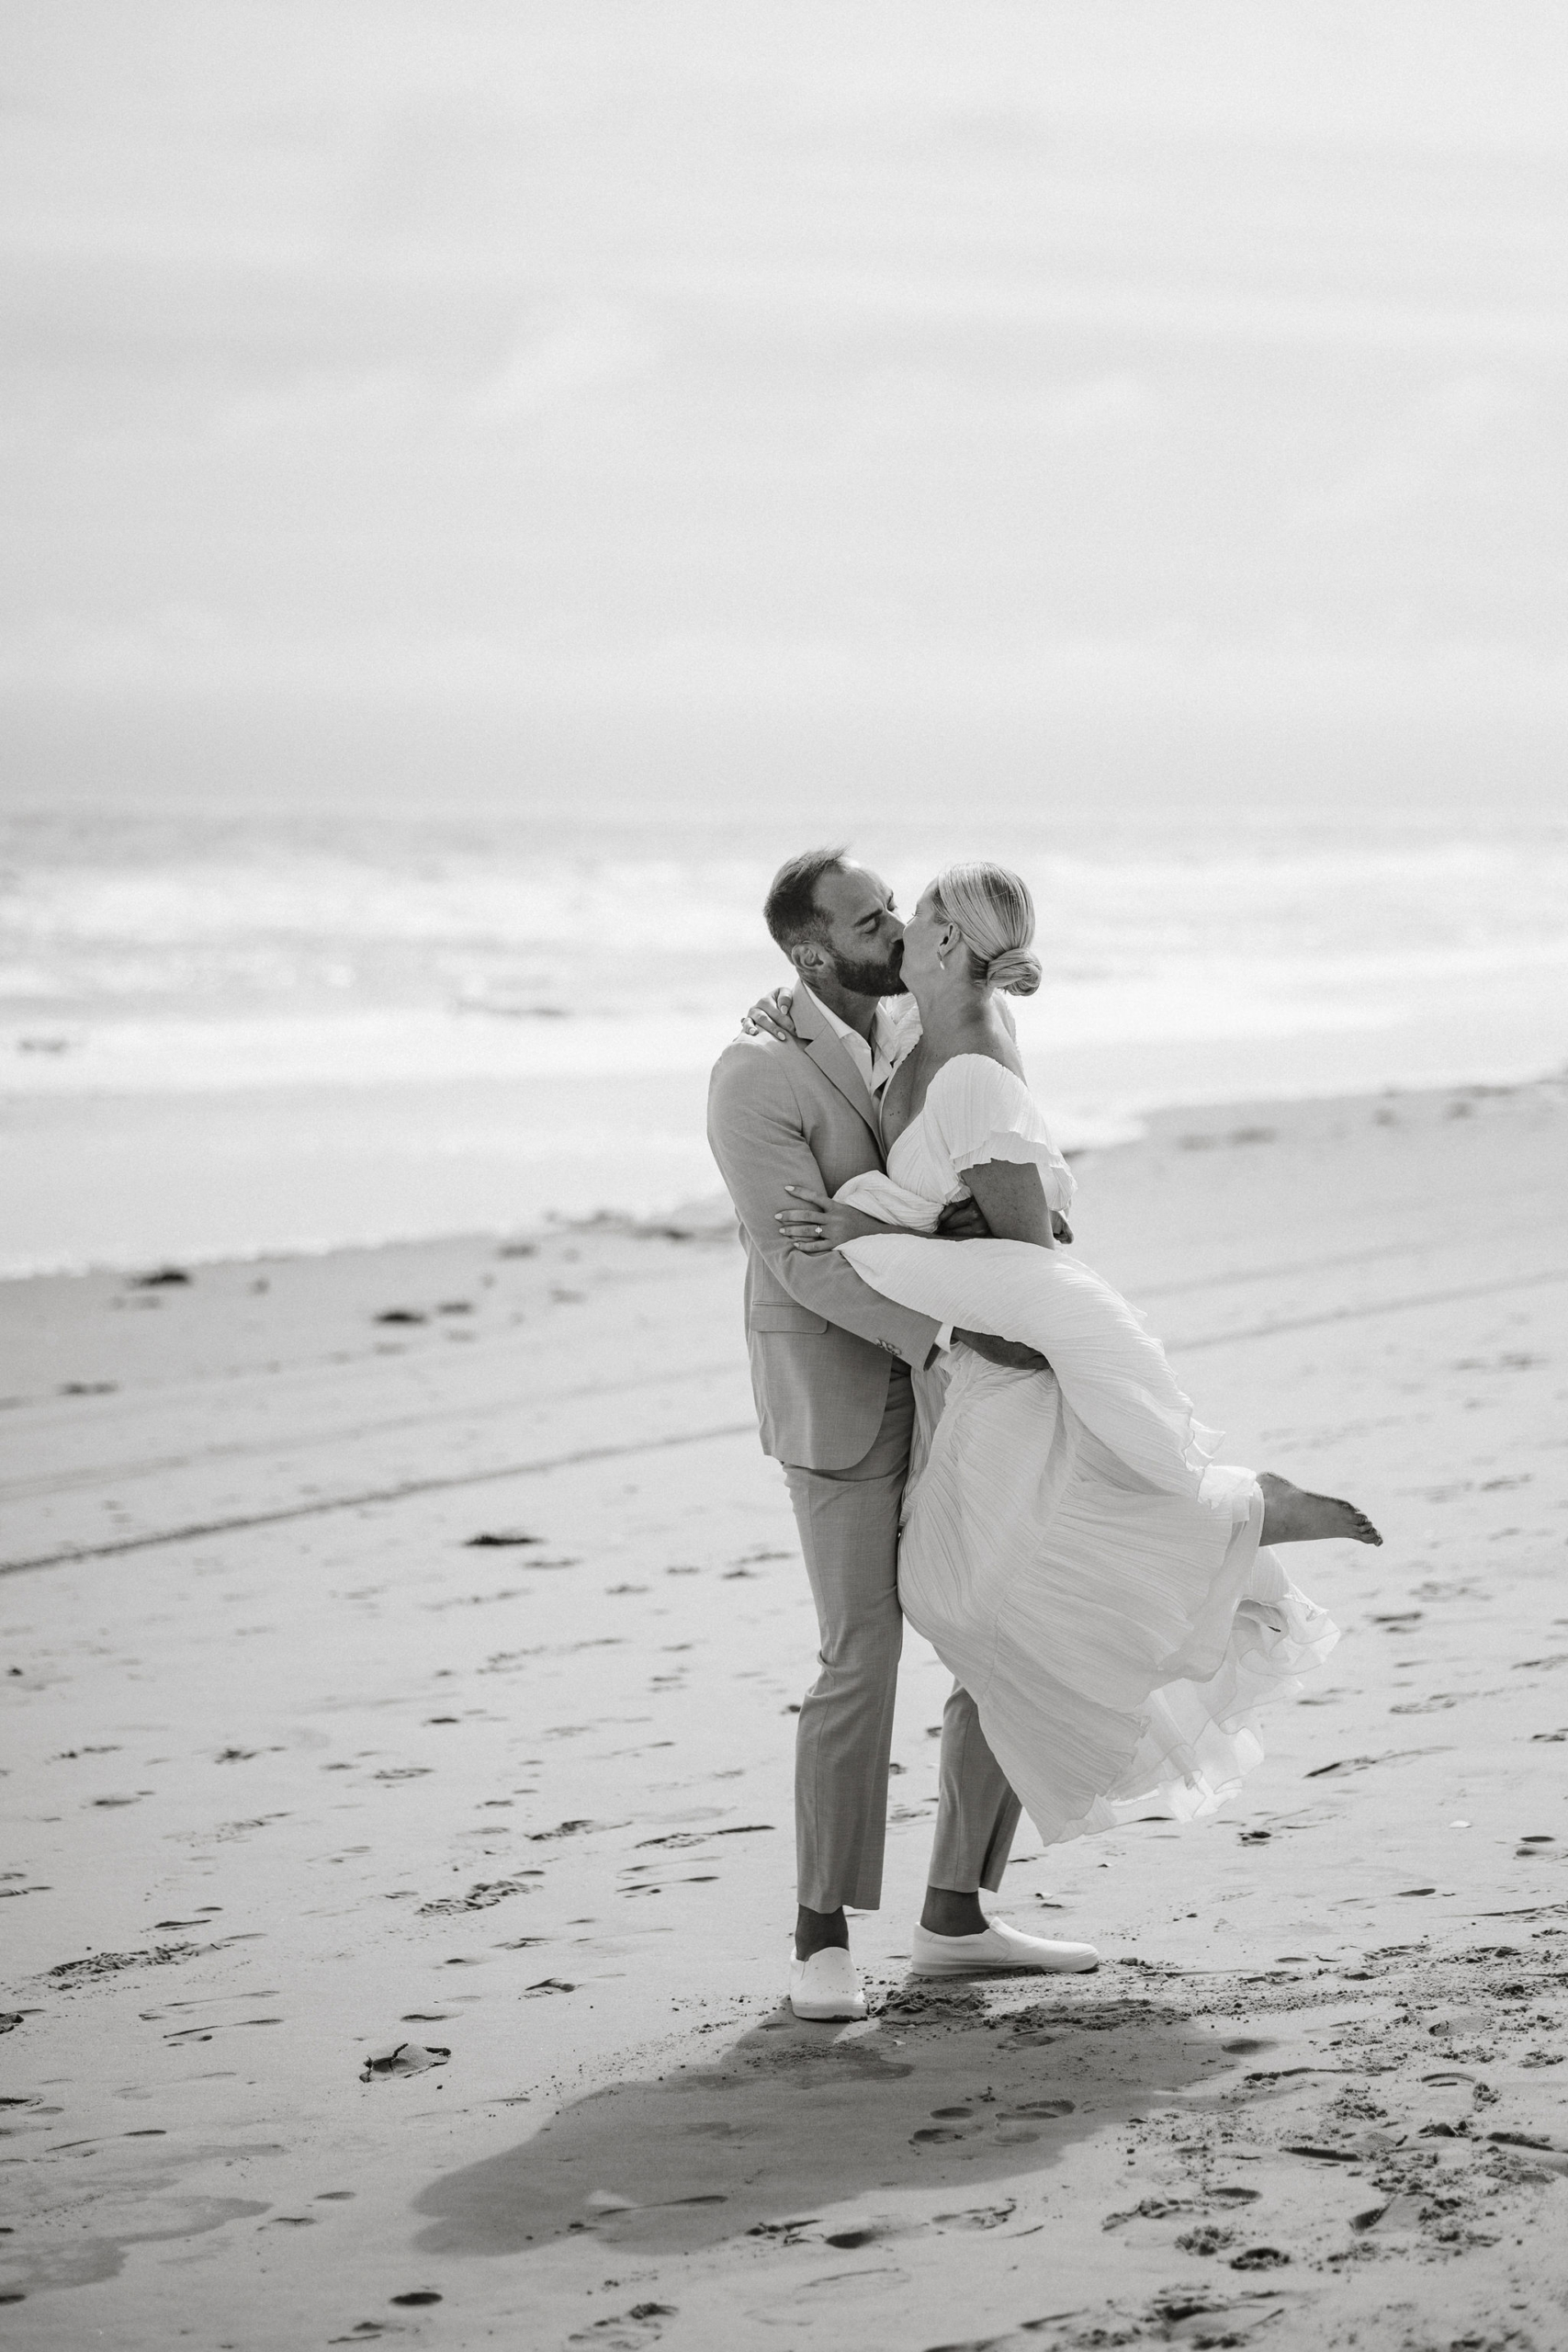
[{"x1": 839, "y1": 1227, "x2": 1341, "y2": 1852}]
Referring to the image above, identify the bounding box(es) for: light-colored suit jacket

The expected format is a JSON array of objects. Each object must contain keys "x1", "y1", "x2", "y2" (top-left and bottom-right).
[{"x1": 706, "y1": 989, "x2": 940, "y2": 1472}]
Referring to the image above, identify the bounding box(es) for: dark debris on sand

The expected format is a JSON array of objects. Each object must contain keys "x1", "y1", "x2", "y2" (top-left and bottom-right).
[{"x1": 45, "y1": 1941, "x2": 201, "y2": 1986}]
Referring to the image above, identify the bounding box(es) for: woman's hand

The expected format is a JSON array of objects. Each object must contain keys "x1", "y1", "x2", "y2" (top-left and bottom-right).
[
  {"x1": 936, "y1": 1196, "x2": 1072, "y2": 1245},
  {"x1": 775, "y1": 1184, "x2": 893, "y2": 1254},
  {"x1": 741, "y1": 985, "x2": 798, "y2": 1044}
]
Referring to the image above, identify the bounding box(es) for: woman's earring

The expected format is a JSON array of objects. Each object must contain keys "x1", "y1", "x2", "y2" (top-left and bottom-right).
[{"x1": 938, "y1": 951, "x2": 947, "y2": 967}]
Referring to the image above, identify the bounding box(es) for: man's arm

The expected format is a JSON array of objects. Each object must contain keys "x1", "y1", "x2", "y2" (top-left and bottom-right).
[{"x1": 706, "y1": 1044, "x2": 941, "y2": 1368}]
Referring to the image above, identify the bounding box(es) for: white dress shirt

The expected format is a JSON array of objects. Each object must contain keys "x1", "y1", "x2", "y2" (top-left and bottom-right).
[{"x1": 798, "y1": 985, "x2": 919, "y2": 1102}]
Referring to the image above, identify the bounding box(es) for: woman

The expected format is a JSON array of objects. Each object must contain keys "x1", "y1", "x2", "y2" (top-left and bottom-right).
[{"x1": 766, "y1": 862, "x2": 1376, "y2": 1857}]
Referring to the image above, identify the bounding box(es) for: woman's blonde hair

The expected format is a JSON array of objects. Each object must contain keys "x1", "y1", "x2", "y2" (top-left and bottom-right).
[{"x1": 931, "y1": 861, "x2": 1042, "y2": 996}]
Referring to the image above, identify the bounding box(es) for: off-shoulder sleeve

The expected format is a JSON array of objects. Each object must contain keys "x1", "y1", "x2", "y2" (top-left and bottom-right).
[{"x1": 922, "y1": 1054, "x2": 1077, "y2": 1214}]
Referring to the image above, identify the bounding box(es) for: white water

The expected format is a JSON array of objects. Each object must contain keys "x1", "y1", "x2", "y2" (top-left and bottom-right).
[{"x1": 3, "y1": 806, "x2": 1563, "y2": 1274}]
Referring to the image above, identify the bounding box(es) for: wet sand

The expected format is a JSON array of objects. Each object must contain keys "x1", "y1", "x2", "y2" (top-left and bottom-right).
[{"x1": 3, "y1": 1077, "x2": 1567, "y2": 2349}]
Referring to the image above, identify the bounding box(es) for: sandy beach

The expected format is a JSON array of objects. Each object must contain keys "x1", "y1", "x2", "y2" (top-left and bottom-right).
[{"x1": 4, "y1": 1074, "x2": 1567, "y2": 2349}]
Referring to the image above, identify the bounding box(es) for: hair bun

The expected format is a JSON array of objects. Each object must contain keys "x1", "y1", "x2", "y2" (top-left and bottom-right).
[{"x1": 986, "y1": 946, "x2": 1042, "y2": 997}]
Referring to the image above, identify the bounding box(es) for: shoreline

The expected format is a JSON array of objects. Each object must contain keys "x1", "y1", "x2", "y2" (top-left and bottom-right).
[
  {"x1": 3, "y1": 1061, "x2": 1561, "y2": 1285},
  {"x1": 3, "y1": 1072, "x2": 1566, "y2": 2341}
]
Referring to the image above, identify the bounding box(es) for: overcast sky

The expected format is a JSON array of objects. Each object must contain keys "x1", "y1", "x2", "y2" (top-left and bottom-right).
[{"x1": 4, "y1": 1, "x2": 1566, "y2": 824}]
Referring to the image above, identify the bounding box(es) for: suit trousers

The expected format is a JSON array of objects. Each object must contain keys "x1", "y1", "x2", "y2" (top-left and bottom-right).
[{"x1": 783, "y1": 1360, "x2": 1022, "y2": 1913}]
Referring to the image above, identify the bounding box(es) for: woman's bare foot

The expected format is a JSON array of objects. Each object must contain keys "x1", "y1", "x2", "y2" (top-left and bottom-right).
[{"x1": 1258, "y1": 1471, "x2": 1381, "y2": 1546}]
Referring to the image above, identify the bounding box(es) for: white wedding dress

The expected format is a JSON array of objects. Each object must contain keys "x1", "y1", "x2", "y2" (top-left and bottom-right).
[{"x1": 837, "y1": 1055, "x2": 1338, "y2": 1852}]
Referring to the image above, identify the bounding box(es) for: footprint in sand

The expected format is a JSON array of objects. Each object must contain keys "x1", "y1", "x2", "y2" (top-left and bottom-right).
[
  {"x1": 932, "y1": 2201, "x2": 1016, "y2": 2231},
  {"x1": 1486, "y1": 2131, "x2": 1568, "y2": 2175},
  {"x1": 1147, "y1": 2287, "x2": 1291, "y2": 2338},
  {"x1": 752, "y1": 2269, "x2": 908, "y2": 2323},
  {"x1": 1351, "y1": 2194, "x2": 1425, "y2": 2234},
  {"x1": 1106, "y1": 2186, "x2": 1258, "y2": 2231},
  {"x1": 566, "y1": 2303, "x2": 675, "y2": 2350},
  {"x1": 1110, "y1": 2195, "x2": 1198, "y2": 2227},
  {"x1": 1176, "y1": 2224, "x2": 1235, "y2": 2255}
]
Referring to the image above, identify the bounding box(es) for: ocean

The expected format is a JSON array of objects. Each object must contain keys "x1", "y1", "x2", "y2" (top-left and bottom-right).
[{"x1": 4, "y1": 798, "x2": 1564, "y2": 1276}]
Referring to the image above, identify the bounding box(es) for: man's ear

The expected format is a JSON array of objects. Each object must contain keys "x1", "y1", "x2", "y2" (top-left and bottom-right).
[{"x1": 789, "y1": 941, "x2": 828, "y2": 984}]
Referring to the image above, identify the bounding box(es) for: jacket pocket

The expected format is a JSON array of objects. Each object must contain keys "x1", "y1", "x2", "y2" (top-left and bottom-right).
[{"x1": 749, "y1": 1303, "x2": 829, "y2": 1335}]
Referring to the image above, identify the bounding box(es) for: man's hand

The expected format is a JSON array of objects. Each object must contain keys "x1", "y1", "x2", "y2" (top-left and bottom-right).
[
  {"x1": 937, "y1": 1198, "x2": 1073, "y2": 1246},
  {"x1": 936, "y1": 1195, "x2": 990, "y2": 1242},
  {"x1": 953, "y1": 1328, "x2": 1050, "y2": 1373}
]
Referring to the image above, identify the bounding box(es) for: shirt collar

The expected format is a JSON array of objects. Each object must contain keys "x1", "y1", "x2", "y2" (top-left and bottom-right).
[{"x1": 799, "y1": 984, "x2": 919, "y2": 1061}]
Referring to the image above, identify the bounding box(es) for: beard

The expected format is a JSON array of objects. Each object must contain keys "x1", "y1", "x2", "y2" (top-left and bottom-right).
[{"x1": 826, "y1": 944, "x2": 908, "y2": 1000}]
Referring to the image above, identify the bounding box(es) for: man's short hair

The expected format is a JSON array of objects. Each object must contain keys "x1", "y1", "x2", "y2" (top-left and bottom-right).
[{"x1": 763, "y1": 846, "x2": 851, "y2": 956}]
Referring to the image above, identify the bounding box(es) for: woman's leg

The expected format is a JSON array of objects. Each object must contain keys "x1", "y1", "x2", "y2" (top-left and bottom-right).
[
  {"x1": 1258, "y1": 1471, "x2": 1380, "y2": 1545},
  {"x1": 923, "y1": 1681, "x2": 1022, "y2": 1935}
]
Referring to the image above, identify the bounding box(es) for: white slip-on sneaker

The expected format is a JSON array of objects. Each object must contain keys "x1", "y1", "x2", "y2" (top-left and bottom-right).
[
  {"x1": 788, "y1": 1943, "x2": 868, "y2": 2021},
  {"x1": 909, "y1": 1917, "x2": 1099, "y2": 1977}
]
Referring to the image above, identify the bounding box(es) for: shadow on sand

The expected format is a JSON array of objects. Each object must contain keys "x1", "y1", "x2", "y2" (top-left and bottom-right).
[{"x1": 413, "y1": 1975, "x2": 1232, "y2": 2261}]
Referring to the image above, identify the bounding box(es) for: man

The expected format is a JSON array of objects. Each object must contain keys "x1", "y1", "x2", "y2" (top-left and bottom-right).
[{"x1": 707, "y1": 848, "x2": 1100, "y2": 2020}]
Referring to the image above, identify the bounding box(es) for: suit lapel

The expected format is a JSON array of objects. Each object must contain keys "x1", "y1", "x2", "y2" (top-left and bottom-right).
[{"x1": 792, "y1": 990, "x2": 882, "y2": 1146}]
